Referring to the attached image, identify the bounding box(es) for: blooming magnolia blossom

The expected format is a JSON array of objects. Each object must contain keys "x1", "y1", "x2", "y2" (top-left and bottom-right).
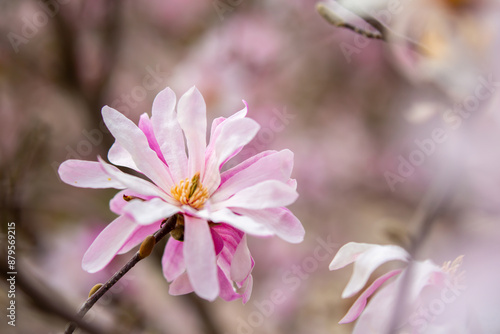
[
  {"x1": 58, "y1": 86, "x2": 304, "y2": 302},
  {"x1": 330, "y1": 242, "x2": 466, "y2": 333}
]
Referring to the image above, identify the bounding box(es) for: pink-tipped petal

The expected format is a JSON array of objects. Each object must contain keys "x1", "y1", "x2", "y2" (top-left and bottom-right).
[
  {"x1": 162, "y1": 238, "x2": 186, "y2": 282},
  {"x1": 151, "y1": 87, "x2": 188, "y2": 183},
  {"x1": 82, "y1": 215, "x2": 137, "y2": 273},
  {"x1": 58, "y1": 160, "x2": 125, "y2": 189},
  {"x1": 211, "y1": 149, "x2": 294, "y2": 202},
  {"x1": 340, "y1": 244, "x2": 410, "y2": 298},
  {"x1": 108, "y1": 141, "x2": 139, "y2": 171},
  {"x1": 177, "y1": 87, "x2": 207, "y2": 177},
  {"x1": 213, "y1": 180, "x2": 298, "y2": 211},
  {"x1": 169, "y1": 272, "x2": 194, "y2": 296},
  {"x1": 339, "y1": 269, "x2": 402, "y2": 324},
  {"x1": 232, "y1": 207, "x2": 305, "y2": 243},
  {"x1": 230, "y1": 235, "x2": 253, "y2": 282},
  {"x1": 183, "y1": 215, "x2": 219, "y2": 301},
  {"x1": 102, "y1": 106, "x2": 174, "y2": 191},
  {"x1": 123, "y1": 198, "x2": 179, "y2": 225}
]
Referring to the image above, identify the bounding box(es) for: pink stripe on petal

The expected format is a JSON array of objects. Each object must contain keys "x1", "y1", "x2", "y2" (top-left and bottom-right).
[
  {"x1": 138, "y1": 113, "x2": 167, "y2": 165},
  {"x1": 339, "y1": 269, "x2": 402, "y2": 324},
  {"x1": 151, "y1": 87, "x2": 188, "y2": 183},
  {"x1": 162, "y1": 238, "x2": 186, "y2": 282},
  {"x1": 219, "y1": 150, "x2": 275, "y2": 186},
  {"x1": 218, "y1": 267, "x2": 241, "y2": 302},
  {"x1": 82, "y1": 215, "x2": 137, "y2": 273},
  {"x1": 58, "y1": 160, "x2": 126, "y2": 189},
  {"x1": 183, "y1": 215, "x2": 219, "y2": 301},
  {"x1": 177, "y1": 87, "x2": 207, "y2": 178}
]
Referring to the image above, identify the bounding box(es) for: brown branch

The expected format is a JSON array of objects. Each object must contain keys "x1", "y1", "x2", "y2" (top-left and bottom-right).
[{"x1": 64, "y1": 214, "x2": 178, "y2": 334}]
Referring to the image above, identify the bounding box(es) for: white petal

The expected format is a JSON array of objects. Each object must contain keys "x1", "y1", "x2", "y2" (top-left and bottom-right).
[
  {"x1": 58, "y1": 160, "x2": 126, "y2": 189},
  {"x1": 123, "y1": 198, "x2": 180, "y2": 225}
]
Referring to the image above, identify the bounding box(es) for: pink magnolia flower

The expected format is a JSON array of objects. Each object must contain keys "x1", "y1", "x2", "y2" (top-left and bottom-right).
[
  {"x1": 330, "y1": 242, "x2": 466, "y2": 333},
  {"x1": 58, "y1": 86, "x2": 304, "y2": 302}
]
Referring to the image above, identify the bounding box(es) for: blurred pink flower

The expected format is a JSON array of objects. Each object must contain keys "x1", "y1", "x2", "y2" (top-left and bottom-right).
[
  {"x1": 330, "y1": 242, "x2": 466, "y2": 333},
  {"x1": 58, "y1": 86, "x2": 304, "y2": 302}
]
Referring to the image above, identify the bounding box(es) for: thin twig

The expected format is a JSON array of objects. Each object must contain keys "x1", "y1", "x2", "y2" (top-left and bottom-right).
[
  {"x1": 387, "y1": 166, "x2": 457, "y2": 333},
  {"x1": 64, "y1": 214, "x2": 178, "y2": 334}
]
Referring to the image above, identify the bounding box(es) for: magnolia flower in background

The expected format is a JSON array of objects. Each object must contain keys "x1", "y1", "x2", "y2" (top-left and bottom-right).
[
  {"x1": 330, "y1": 242, "x2": 467, "y2": 333},
  {"x1": 326, "y1": 0, "x2": 500, "y2": 99},
  {"x1": 58, "y1": 86, "x2": 305, "y2": 303}
]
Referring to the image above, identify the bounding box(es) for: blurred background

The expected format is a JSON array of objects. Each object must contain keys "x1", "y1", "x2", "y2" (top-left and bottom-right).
[{"x1": 2, "y1": 0, "x2": 500, "y2": 333}]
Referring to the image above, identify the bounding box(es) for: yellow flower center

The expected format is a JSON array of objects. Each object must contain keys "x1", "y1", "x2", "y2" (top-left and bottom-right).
[
  {"x1": 441, "y1": 255, "x2": 465, "y2": 285},
  {"x1": 171, "y1": 172, "x2": 209, "y2": 209}
]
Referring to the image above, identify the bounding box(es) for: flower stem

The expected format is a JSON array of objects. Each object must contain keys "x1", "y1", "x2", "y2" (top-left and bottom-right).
[{"x1": 64, "y1": 214, "x2": 178, "y2": 334}]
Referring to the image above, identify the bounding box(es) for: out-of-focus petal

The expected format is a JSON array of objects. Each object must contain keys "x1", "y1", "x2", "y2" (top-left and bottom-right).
[
  {"x1": 102, "y1": 105, "x2": 174, "y2": 191},
  {"x1": 212, "y1": 180, "x2": 298, "y2": 211},
  {"x1": 169, "y1": 272, "x2": 194, "y2": 295},
  {"x1": 339, "y1": 269, "x2": 402, "y2": 324},
  {"x1": 335, "y1": 243, "x2": 410, "y2": 298},
  {"x1": 329, "y1": 242, "x2": 379, "y2": 270},
  {"x1": 177, "y1": 86, "x2": 207, "y2": 177},
  {"x1": 183, "y1": 215, "x2": 219, "y2": 301},
  {"x1": 151, "y1": 87, "x2": 188, "y2": 183},
  {"x1": 211, "y1": 149, "x2": 293, "y2": 202},
  {"x1": 122, "y1": 198, "x2": 179, "y2": 225},
  {"x1": 82, "y1": 215, "x2": 137, "y2": 273},
  {"x1": 162, "y1": 238, "x2": 185, "y2": 282},
  {"x1": 232, "y1": 207, "x2": 305, "y2": 244},
  {"x1": 58, "y1": 160, "x2": 125, "y2": 189}
]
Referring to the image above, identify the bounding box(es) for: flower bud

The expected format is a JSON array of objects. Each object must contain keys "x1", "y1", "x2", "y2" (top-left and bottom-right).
[
  {"x1": 88, "y1": 283, "x2": 103, "y2": 298},
  {"x1": 139, "y1": 235, "x2": 156, "y2": 259}
]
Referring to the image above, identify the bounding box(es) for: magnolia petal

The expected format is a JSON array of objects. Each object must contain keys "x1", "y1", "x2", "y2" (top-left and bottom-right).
[
  {"x1": 102, "y1": 106, "x2": 174, "y2": 191},
  {"x1": 151, "y1": 87, "x2": 188, "y2": 183},
  {"x1": 162, "y1": 238, "x2": 186, "y2": 282},
  {"x1": 203, "y1": 117, "x2": 260, "y2": 194},
  {"x1": 97, "y1": 156, "x2": 168, "y2": 199},
  {"x1": 177, "y1": 87, "x2": 207, "y2": 177},
  {"x1": 58, "y1": 160, "x2": 125, "y2": 189},
  {"x1": 230, "y1": 235, "x2": 253, "y2": 282},
  {"x1": 138, "y1": 113, "x2": 167, "y2": 165},
  {"x1": 118, "y1": 223, "x2": 160, "y2": 255},
  {"x1": 232, "y1": 207, "x2": 305, "y2": 243},
  {"x1": 218, "y1": 267, "x2": 241, "y2": 302},
  {"x1": 183, "y1": 215, "x2": 219, "y2": 301},
  {"x1": 123, "y1": 198, "x2": 179, "y2": 225},
  {"x1": 211, "y1": 149, "x2": 294, "y2": 202},
  {"x1": 241, "y1": 275, "x2": 253, "y2": 304},
  {"x1": 219, "y1": 150, "x2": 275, "y2": 185},
  {"x1": 108, "y1": 141, "x2": 139, "y2": 171},
  {"x1": 82, "y1": 215, "x2": 137, "y2": 273},
  {"x1": 213, "y1": 180, "x2": 298, "y2": 211},
  {"x1": 202, "y1": 208, "x2": 274, "y2": 237},
  {"x1": 169, "y1": 272, "x2": 194, "y2": 296},
  {"x1": 339, "y1": 269, "x2": 402, "y2": 324},
  {"x1": 339, "y1": 243, "x2": 410, "y2": 298},
  {"x1": 329, "y1": 242, "x2": 378, "y2": 270}
]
